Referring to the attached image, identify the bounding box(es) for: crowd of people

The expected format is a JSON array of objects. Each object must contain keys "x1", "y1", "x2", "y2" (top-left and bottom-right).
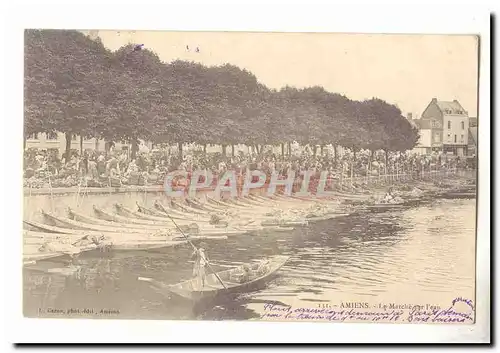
[{"x1": 23, "y1": 144, "x2": 472, "y2": 191}]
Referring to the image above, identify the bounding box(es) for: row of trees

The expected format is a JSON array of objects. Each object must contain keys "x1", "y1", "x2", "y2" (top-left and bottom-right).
[{"x1": 24, "y1": 29, "x2": 420, "y2": 163}]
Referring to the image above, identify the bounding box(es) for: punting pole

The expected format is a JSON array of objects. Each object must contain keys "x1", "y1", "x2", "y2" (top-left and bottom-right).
[{"x1": 164, "y1": 212, "x2": 227, "y2": 290}]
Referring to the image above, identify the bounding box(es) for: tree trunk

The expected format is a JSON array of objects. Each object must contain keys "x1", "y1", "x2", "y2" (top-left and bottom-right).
[
  {"x1": 231, "y1": 144, "x2": 235, "y2": 157},
  {"x1": 80, "y1": 136, "x2": 83, "y2": 155},
  {"x1": 64, "y1": 132, "x2": 72, "y2": 164},
  {"x1": 320, "y1": 144, "x2": 324, "y2": 156},
  {"x1": 313, "y1": 145, "x2": 317, "y2": 157},
  {"x1": 23, "y1": 137, "x2": 26, "y2": 151},
  {"x1": 203, "y1": 144, "x2": 207, "y2": 154},
  {"x1": 334, "y1": 145, "x2": 338, "y2": 166},
  {"x1": 178, "y1": 142, "x2": 183, "y2": 159},
  {"x1": 353, "y1": 146, "x2": 357, "y2": 161},
  {"x1": 281, "y1": 143, "x2": 285, "y2": 156},
  {"x1": 384, "y1": 149, "x2": 389, "y2": 166},
  {"x1": 288, "y1": 141, "x2": 292, "y2": 156},
  {"x1": 131, "y1": 139, "x2": 139, "y2": 160},
  {"x1": 221, "y1": 144, "x2": 227, "y2": 157},
  {"x1": 104, "y1": 141, "x2": 112, "y2": 157},
  {"x1": 95, "y1": 137, "x2": 99, "y2": 151}
]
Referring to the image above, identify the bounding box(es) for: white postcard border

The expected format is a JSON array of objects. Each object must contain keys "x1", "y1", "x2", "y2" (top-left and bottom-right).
[{"x1": 2, "y1": 0, "x2": 491, "y2": 345}]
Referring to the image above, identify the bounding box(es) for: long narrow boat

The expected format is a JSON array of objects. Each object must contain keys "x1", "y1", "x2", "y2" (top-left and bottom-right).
[
  {"x1": 170, "y1": 199, "x2": 210, "y2": 215},
  {"x1": 114, "y1": 203, "x2": 211, "y2": 224},
  {"x1": 248, "y1": 194, "x2": 280, "y2": 205},
  {"x1": 24, "y1": 219, "x2": 161, "y2": 236},
  {"x1": 155, "y1": 200, "x2": 218, "y2": 217},
  {"x1": 43, "y1": 210, "x2": 176, "y2": 233},
  {"x1": 186, "y1": 198, "x2": 226, "y2": 213},
  {"x1": 109, "y1": 240, "x2": 189, "y2": 251},
  {"x1": 205, "y1": 196, "x2": 229, "y2": 208},
  {"x1": 139, "y1": 255, "x2": 290, "y2": 302},
  {"x1": 94, "y1": 206, "x2": 176, "y2": 226},
  {"x1": 67, "y1": 207, "x2": 164, "y2": 229},
  {"x1": 23, "y1": 243, "x2": 98, "y2": 262},
  {"x1": 239, "y1": 197, "x2": 269, "y2": 207},
  {"x1": 136, "y1": 202, "x2": 171, "y2": 217},
  {"x1": 184, "y1": 198, "x2": 210, "y2": 211},
  {"x1": 207, "y1": 196, "x2": 250, "y2": 210}
]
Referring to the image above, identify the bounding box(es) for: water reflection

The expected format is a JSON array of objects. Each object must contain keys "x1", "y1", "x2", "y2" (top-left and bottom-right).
[{"x1": 24, "y1": 199, "x2": 476, "y2": 320}]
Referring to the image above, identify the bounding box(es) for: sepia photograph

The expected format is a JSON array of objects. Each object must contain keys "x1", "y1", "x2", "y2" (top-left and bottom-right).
[
  {"x1": 22, "y1": 29, "x2": 480, "y2": 324},
  {"x1": 8, "y1": 4, "x2": 491, "y2": 344}
]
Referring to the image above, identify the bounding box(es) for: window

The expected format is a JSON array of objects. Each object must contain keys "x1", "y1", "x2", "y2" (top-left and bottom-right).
[
  {"x1": 461, "y1": 134, "x2": 464, "y2": 142},
  {"x1": 28, "y1": 133, "x2": 39, "y2": 140},
  {"x1": 72, "y1": 135, "x2": 78, "y2": 141},
  {"x1": 46, "y1": 132, "x2": 58, "y2": 140},
  {"x1": 447, "y1": 121, "x2": 451, "y2": 129},
  {"x1": 454, "y1": 135, "x2": 457, "y2": 143},
  {"x1": 461, "y1": 121, "x2": 465, "y2": 129},
  {"x1": 434, "y1": 133, "x2": 440, "y2": 142}
]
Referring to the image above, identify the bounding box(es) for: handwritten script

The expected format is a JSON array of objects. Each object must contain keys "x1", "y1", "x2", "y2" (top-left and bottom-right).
[{"x1": 260, "y1": 298, "x2": 475, "y2": 324}]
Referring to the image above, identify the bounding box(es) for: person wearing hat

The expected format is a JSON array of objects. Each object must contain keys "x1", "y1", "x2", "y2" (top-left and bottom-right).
[{"x1": 192, "y1": 245, "x2": 209, "y2": 288}]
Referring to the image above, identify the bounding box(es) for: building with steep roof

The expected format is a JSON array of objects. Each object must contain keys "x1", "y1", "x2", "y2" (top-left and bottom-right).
[
  {"x1": 420, "y1": 98, "x2": 470, "y2": 156},
  {"x1": 468, "y1": 127, "x2": 477, "y2": 157},
  {"x1": 411, "y1": 118, "x2": 438, "y2": 155}
]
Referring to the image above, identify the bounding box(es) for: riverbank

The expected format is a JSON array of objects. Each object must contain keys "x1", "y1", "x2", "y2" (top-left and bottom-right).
[{"x1": 23, "y1": 169, "x2": 476, "y2": 196}]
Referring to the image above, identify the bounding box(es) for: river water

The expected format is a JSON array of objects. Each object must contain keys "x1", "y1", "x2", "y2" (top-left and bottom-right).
[{"x1": 23, "y1": 198, "x2": 476, "y2": 320}]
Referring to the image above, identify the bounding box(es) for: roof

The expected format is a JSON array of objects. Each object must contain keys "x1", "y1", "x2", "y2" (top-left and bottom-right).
[
  {"x1": 469, "y1": 127, "x2": 478, "y2": 146},
  {"x1": 414, "y1": 119, "x2": 432, "y2": 129},
  {"x1": 434, "y1": 99, "x2": 467, "y2": 115}
]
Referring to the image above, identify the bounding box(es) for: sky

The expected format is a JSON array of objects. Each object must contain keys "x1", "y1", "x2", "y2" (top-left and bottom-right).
[{"x1": 90, "y1": 30, "x2": 479, "y2": 118}]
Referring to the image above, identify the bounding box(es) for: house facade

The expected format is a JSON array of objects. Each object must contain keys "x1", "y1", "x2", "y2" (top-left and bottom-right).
[
  {"x1": 411, "y1": 119, "x2": 434, "y2": 155},
  {"x1": 468, "y1": 127, "x2": 477, "y2": 157},
  {"x1": 25, "y1": 132, "x2": 152, "y2": 157},
  {"x1": 420, "y1": 98, "x2": 469, "y2": 156}
]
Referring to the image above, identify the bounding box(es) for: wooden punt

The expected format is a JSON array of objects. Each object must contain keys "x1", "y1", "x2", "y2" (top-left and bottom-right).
[
  {"x1": 138, "y1": 255, "x2": 290, "y2": 302},
  {"x1": 94, "y1": 206, "x2": 177, "y2": 227},
  {"x1": 115, "y1": 203, "x2": 211, "y2": 223},
  {"x1": 67, "y1": 207, "x2": 162, "y2": 229},
  {"x1": 110, "y1": 240, "x2": 188, "y2": 251},
  {"x1": 236, "y1": 197, "x2": 267, "y2": 207},
  {"x1": 210, "y1": 197, "x2": 251, "y2": 210},
  {"x1": 136, "y1": 202, "x2": 171, "y2": 217},
  {"x1": 205, "y1": 196, "x2": 229, "y2": 208},
  {"x1": 186, "y1": 198, "x2": 226, "y2": 213},
  {"x1": 170, "y1": 199, "x2": 210, "y2": 215},
  {"x1": 24, "y1": 219, "x2": 158, "y2": 236},
  {"x1": 43, "y1": 210, "x2": 175, "y2": 233},
  {"x1": 248, "y1": 194, "x2": 280, "y2": 205},
  {"x1": 184, "y1": 198, "x2": 211, "y2": 211},
  {"x1": 23, "y1": 243, "x2": 98, "y2": 262}
]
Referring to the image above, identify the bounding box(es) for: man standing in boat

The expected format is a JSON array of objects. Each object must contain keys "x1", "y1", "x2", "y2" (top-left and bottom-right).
[{"x1": 192, "y1": 246, "x2": 209, "y2": 288}]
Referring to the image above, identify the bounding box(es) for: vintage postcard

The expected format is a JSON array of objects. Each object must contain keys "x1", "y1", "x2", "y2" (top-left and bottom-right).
[{"x1": 21, "y1": 28, "x2": 483, "y2": 333}]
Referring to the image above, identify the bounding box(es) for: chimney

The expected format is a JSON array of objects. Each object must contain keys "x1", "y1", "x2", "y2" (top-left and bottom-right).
[
  {"x1": 431, "y1": 98, "x2": 437, "y2": 102},
  {"x1": 407, "y1": 113, "x2": 413, "y2": 120},
  {"x1": 453, "y1": 99, "x2": 458, "y2": 103}
]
